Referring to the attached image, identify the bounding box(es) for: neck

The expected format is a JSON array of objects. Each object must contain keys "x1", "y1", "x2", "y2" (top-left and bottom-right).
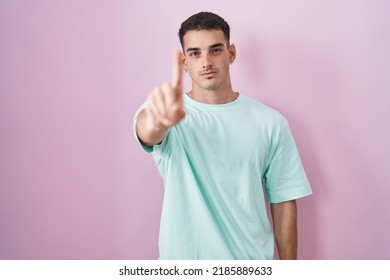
[{"x1": 188, "y1": 82, "x2": 237, "y2": 104}]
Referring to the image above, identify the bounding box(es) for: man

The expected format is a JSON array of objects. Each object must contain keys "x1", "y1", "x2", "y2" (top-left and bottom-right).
[{"x1": 133, "y1": 11, "x2": 312, "y2": 260}]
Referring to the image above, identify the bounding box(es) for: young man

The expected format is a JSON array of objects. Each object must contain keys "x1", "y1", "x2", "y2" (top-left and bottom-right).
[{"x1": 134, "y1": 12, "x2": 312, "y2": 260}]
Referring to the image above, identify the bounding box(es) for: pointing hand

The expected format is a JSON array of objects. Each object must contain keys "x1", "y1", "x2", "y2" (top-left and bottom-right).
[{"x1": 145, "y1": 50, "x2": 186, "y2": 129}]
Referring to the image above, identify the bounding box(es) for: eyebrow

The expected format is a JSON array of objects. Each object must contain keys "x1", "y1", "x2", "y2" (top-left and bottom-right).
[{"x1": 186, "y1": 43, "x2": 225, "y2": 53}]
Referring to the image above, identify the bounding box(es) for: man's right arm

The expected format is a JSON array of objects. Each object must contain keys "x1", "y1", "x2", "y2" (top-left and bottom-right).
[{"x1": 135, "y1": 51, "x2": 185, "y2": 146}]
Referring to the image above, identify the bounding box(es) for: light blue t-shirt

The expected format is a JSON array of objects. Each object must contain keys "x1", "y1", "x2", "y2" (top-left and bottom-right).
[{"x1": 133, "y1": 93, "x2": 312, "y2": 259}]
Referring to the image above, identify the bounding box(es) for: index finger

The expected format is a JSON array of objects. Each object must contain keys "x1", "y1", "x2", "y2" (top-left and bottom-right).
[{"x1": 171, "y1": 50, "x2": 184, "y2": 89}]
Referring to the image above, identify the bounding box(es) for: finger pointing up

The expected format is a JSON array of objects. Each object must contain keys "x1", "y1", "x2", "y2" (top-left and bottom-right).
[{"x1": 171, "y1": 50, "x2": 184, "y2": 91}]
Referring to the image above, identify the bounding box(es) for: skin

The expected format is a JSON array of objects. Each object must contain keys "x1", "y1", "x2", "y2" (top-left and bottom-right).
[
  {"x1": 135, "y1": 50, "x2": 185, "y2": 146},
  {"x1": 271, "y1": 200, "x2": 298, "y2": 259},
  {"x1": 182, "y1": 29, "x2": 237, "y2": 104},
  {"x1": 135, "y1": 29, "x2": 298, "y2": 259}
]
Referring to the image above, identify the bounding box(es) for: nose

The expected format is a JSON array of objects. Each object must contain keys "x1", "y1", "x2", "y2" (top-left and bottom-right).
[{"x1": 202, "y1": 54, "x2": 212, "y2": 69}]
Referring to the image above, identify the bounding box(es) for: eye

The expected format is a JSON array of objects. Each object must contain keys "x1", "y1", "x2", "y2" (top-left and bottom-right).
[
  {"x1": 189, "y1": 51, "x2": 200, "y2": 57},
  {"x1": 211, "y1": 48, "x2": 223, "y2": 55}
]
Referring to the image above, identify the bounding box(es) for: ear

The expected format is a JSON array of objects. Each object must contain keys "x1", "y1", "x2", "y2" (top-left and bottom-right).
[
  {"x1": 229, "y1": 44, "x2": 236, "y2": 64},
  {"x1": 181, "y1": 51, "x2": 187, "y2": 70}
]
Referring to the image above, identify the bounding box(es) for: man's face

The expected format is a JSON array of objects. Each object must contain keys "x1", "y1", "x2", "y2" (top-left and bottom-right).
[{"x1": 182, "y1": 29, "x2": 236, "y2": 93}]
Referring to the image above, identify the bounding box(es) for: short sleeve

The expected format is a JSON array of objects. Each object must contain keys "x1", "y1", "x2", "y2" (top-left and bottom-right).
[{"x1": 263, "y1": 121, "x2": 312, "y2": 203}]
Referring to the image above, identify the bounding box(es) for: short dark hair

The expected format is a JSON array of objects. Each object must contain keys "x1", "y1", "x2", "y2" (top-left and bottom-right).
[{"x1": 178, "y1": 12, "x2": 230, "y2": 49}]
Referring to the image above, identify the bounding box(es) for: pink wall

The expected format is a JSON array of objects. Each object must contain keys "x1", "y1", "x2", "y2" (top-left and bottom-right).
[{"x1": 1, "y1": 1, "x2": 389, "y2": 259}]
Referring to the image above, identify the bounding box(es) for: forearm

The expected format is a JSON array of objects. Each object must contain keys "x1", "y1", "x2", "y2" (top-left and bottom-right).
[
  {"x1": 270, "y1": 200, "x2": 297, "y2": 260},
  {"x1": 135, "y1": 109, "x2": 168, "y2": 147}
]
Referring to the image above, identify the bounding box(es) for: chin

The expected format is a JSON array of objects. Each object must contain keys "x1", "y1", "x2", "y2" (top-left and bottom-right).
[{"x1": 201, "y1": 81, "x2": 221, "y2": 91}]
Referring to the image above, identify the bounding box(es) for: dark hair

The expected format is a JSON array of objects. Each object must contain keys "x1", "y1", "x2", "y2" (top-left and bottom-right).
[{"x1": 178, "y1": 12, "x2": 230, "y2": 48}]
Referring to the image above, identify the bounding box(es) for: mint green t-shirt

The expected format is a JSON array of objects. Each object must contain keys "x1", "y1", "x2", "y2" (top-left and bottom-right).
[{"x1": 133, "y1": 94, "x2": 312, "y2": 260}]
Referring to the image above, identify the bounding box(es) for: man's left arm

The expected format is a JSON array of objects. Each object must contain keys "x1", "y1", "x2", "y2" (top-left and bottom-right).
[{"x1": 271, "y1": 200, "x2": 297, "y2": 260}]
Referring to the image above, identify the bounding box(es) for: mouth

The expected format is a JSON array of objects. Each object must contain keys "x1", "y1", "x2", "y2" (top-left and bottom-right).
[{"x1": 200, "y1": 70, "x2": 218, "y2": 78}]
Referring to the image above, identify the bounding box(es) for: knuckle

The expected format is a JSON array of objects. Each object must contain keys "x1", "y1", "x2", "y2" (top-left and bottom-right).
[
  {"x1": 150, "y1": 86, "x2": 159, "y2": 95},
  {"x1": 162, "y1": 82, "x2": 174, "y2": 92},
  {"x1": 162, "y1": 82, "x2": 170, "y2": 89}
]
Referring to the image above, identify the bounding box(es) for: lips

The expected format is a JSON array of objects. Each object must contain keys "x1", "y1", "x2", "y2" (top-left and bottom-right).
[{"x1": 200, "y1": 70, "x2": 218, "y2": 77}]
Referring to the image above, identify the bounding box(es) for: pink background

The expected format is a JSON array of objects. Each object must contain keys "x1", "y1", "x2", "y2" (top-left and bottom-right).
[{"x1": 1, "y1": 0, "x2": 389, "y2": 259}]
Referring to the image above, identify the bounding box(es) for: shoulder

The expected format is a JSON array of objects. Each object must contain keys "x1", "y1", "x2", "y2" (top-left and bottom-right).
[{"x1": 239, "y1": 95, "x2": 287, "y2": 126}]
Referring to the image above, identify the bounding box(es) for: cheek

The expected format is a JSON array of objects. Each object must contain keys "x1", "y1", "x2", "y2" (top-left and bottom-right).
[
  {"x1": 185, "y1": 66, "x2": 195, "y2": 78},
  {"x1": 186, "y1": 60, "x2": 198, "y2": 69},
  {"x1": 186, "y1": 62, "x2": 199, "y2": 75},
  {"x1": 220, "y1": 60, "x2": 231, "y2": 71}
]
